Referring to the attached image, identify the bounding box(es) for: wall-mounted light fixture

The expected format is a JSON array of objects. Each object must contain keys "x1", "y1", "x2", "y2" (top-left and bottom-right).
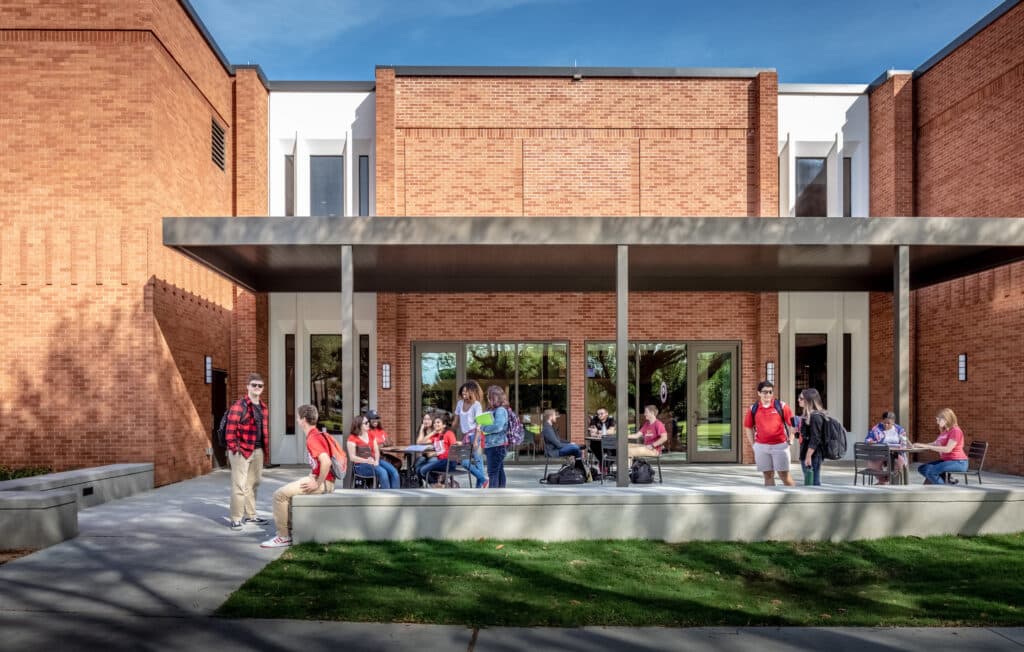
[
  {"x1": 382, "y1": 363, "x2": 391, "y2": 389},
  {"x1": 204, "y1": 355, "x2": 213, "y2": 384},
  {"x1": 957, "y1": 353, "x2": 967, "y2": 382},
  {"x1": 765, "y1": 361, "x2": 775, "y2": 385}
]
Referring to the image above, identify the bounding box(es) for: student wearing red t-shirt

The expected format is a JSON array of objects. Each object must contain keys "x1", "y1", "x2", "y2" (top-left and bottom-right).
[
  {"x1": 629, "y1": 405, "x2": 668, "y2": 460},
  {"x1": 347, "y1": 415, "x2": 393, "y2": 489},
  {"x1": 916, "y1": 408, "x2": 969, "y2": 485},
  {"x1": 262, "y1": 404, "x2": 341, "y2": 548},
  {"x1": 417, "y1": 414, "x2": 458, "y2": 486},
  {"x1": 367, "y1": 410, "x2": 401, "y2": 488},
  {"x1": 742, "y1": 380, "x2": 795, "y2": 487}
]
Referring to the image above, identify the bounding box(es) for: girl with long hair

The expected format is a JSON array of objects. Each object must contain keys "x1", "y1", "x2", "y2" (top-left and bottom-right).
[
  {"x1": 479, "y1": 385, "x2": 510, "y2": 488},
  {"x1": 455, "y1": 381, "x2": 488, "y2": 488},
  {"x1": 796, "y1": 388, "x2": 826, "y2": 486}
]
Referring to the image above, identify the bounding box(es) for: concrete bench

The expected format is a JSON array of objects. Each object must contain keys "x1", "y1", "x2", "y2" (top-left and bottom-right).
[
  {"x1": 291, "y1": 484, "x2": 1024, "y2": 543},
  {"x1": 0, "y1": 463, "x2": 153, "y2": 509},
  {"x1": 0, "y1": 464, "x2": 152, "y2": 551},
  {"x1": 0, "y1": 490, "x2": 78, "y2": 550}
]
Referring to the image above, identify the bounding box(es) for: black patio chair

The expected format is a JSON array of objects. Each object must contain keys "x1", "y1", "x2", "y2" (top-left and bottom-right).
[
  {"x1": 853, "y1": 442, "x2": 894, "y2": 485},
  {"x1": 600, "y1": 435, "x2": 618, "y2": 482},
  {"x1": 429, "y1": 444, "x2": 474, "y2": 488},
  {"x1": 517, "y1": 429, "x2": 537, "y2": 460},
  {"x1": 351, "y1": 446, "x2": 379, "y2": 489},
  {"x1": 943, "y1": 440, "x2": 988, "y2": 485}
]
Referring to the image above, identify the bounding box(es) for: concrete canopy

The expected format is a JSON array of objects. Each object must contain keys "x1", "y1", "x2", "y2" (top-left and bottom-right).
[{"x1": 163, "y1": 216, "x2": 1024, "y2": 294}]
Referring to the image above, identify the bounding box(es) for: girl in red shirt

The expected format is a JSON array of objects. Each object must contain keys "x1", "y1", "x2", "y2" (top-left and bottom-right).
[
  {"x1": 916, "y1": 408, "x2": 969, "y2": 485},
  {"x1": 417, "y1": 414, "x2": 458, "y2": 487},
  {"x1": 346, "y1": 415, "x2": 393, "y2": 489}
]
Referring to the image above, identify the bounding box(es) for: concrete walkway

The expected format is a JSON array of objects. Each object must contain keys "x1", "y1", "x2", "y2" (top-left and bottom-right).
[{"x1": 1, "y1": 466, "x2": 1023, "y2": 650}]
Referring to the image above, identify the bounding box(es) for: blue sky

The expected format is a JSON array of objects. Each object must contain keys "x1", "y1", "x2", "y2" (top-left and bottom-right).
[{"x1": 189, "y1": 0, "x2": 1008, "y2": 83}]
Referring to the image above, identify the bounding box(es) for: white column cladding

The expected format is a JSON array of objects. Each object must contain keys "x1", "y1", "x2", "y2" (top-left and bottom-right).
[
  {"x1": 827, "y1": 131, "x2": 844, "y2": 217},
  {"x1": 341, "y1": 246, "x2": 355, "y2": 425},
  {"x1": 345, "y1": 129, "x2": 355, "y2": 217},
  {"x1": 295, "y1": 132, "x2": 309, "y2": 216},
  {"x1": 894, "y1": 246, "x2": 911, "y2": 427},
  {"x1": 779, "y1": 133, "x2": 792, "y2": 217}
]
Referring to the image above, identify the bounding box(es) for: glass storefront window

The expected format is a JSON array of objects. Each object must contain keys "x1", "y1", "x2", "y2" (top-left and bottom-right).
[
  {"x1": 637, "y1": 343, "x2": 687, "y2": 452},
  {"x1": 517, "y1": 343, "x2": 568, "y2": 439},
  {"x1": 795, "y1": 157, "x2": 827, "y2": 217},
  {"x1": 466, "y1": 343, "x2": 517, "y2": 404},
  {"x1": 310, "y1": 334, "x2": 343, "y2": 432}
]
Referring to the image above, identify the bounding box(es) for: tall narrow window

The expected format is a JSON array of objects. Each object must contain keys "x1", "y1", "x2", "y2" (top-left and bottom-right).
[
  {"x1": 284, "y1": 155, "x2": 295, "y2": 217},
  {"x1": 310, "y1": 335, "x2": 342, "y2": 431},
  {"x1": 795, "y1": 158, "x2": 827, "y2": 217},
  {"x1": 359, "y1": 334, "x2": 370, "y2": 414},
  {"x1": 795, "y1": 333, "x2": 828, "y2": 408},
  {"x1": 842, "y1": 333, "x2": 852, "y2": 431},
  {"x1": 285, "y1": 334, "x2": 295, "y2": 434},
  {"x1": 358, "y1": 155, "x2": 370, "y2": 216},
  {"x1": 843, "y1": 157, "x2": 852, "y2": 217},
  {"x1": 310, "y1": 155, "x2": 343, "y2": 217}
]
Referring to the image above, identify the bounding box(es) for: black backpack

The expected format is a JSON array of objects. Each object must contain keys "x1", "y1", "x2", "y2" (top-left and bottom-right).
[
  {"x1": 820, "y1": 413, "x2": 848, "y2": 460},
  {"x1": 546, "y1": 462, "x2": 586, "y2": 485},
  {"x1": 215, "y1": 409, "x2": 231, "y2": 448},
  {"x1": 629, "y1": 459, "x2": 655, "y2": 484}
]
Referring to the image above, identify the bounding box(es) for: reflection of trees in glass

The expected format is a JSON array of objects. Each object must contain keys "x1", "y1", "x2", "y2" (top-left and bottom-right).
[
  {"x1": 638, "y1": 343, "x2": 687, "y2": 450},
  {"x1": 698, "y1": 353, "x2": 731, "y2": 418},
  {"x1": 420, "y1": 352, "x2": 456, "y2": 416},
  {"x1": 466, "y1": 343, "x2": 516, "y2": 402},
  {"x1": 517, "y1": 344, "x2": 568, "y2": 424},
  {"x1": 310, "y1": 335, "x2": 342, "y2": 431}
]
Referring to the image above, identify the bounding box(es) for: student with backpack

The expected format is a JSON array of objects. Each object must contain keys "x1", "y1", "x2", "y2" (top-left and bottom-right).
[
  {"x1": 742, "y1": 380, "x2": 795, "y2": 487},
  {"x1": 479, "y1": 385, "x2": 510, "y2": 488},
  {"x1": 795, "y1": 388, "x2": 826, "y2": 486}
]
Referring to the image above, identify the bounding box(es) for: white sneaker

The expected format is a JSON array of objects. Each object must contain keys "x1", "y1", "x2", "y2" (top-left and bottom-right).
[{"x1": 260, "y1": 535, "x2": 292, "y2": 548}]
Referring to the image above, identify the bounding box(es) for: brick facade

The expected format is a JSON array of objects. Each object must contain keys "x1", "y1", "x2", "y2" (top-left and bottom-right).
[
  {"x1": 375, "y1": 70, "x2": 780, "y2": 461},
  {"x1": 0, "y1": 1, "x2": 267, "y2": 484}
]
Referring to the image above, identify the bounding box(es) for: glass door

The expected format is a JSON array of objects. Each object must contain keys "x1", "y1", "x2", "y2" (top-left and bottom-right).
[
  {"x1": 687, "y1": 343, "x2": 739, "y2": 462},
  {"x1": 413, "y1": 344, "x2": 462, "y2": 436}
]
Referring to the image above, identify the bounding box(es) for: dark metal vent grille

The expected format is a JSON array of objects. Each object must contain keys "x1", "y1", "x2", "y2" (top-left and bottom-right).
[{"x1": 211, "y1": 120, "x2": 225, "y2": 170}]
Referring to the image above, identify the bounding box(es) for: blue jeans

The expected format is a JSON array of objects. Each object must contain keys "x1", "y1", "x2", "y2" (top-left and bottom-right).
[
  {"x1": 354, "y1": 463, "x2": 392, "y2": 489},
  {"x1": 419, "y1": 457, "x2": 457, "y2": 483},
  {"x1": 919, "y1": 459, "x2": 968, "y2": 484},
  {"x1": 557, "y1": 443, "x2": 583, "y2": 460},
  {"x1": 461, "y1": 451, "x2": 487, "y2": 488},
  {"x1": 378, "y1": 459, "x2": 400, "y2": 488},
  {"x1": 801, "y1": 457, "x2": 821, "y2": 486},
  {"x1": 485, "y1": 445, "x2": 507, "y2": 488}
]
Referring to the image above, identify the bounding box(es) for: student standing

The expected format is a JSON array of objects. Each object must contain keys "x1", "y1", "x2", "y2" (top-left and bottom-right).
[
  {"x1": 480, "y1": 385, "x2": 510, "y2": 488},
  {"x1": 796, "y1": 389, "x2": 826, "y2": 486},
  {"x1": 742, "y1": 380, "x2": 795, "y2": 487},
  {"x1": 455, "y1": 381, "x2": 488, "y2": 488},
  {"x1": 225, "y1": 373, "x2": 270, "y2": 530}
]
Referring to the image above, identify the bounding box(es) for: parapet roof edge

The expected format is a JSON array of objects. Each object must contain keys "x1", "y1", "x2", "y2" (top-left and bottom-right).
[
  {"x1": 177, "y1": 0, "x2": 269, "y2": 90},
  {"x1": 266, "y1": 81, "x2": 376, "y2": 92},
  {"x1": 778, "y1": 83, "x2": 868, "y2": 95},
  {"x1": 378, "y1": 65, "x2": 775, "y2": 79},
  {"x1": 914, "y1": 0, "x2": 1022, "y2": 79},
  {"x1": 865, "y1": 69, "x2": 915, "y2": 94}
]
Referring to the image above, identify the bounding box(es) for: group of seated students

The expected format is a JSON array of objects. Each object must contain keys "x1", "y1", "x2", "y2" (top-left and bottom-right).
[
  {"x1": 864, "y1": 407, "x2": 969, "y2": 485},
  {"x1": 551, "y1": 405, "x2": 668, "y2": 468}
]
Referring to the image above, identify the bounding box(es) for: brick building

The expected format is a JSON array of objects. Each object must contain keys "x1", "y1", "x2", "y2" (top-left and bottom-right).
[{"x1": 2, "y1": 0, "x2": 1023, "y2": 484}]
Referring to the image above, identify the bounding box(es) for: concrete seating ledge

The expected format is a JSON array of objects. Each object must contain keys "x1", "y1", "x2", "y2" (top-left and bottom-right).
[
  {"x1": 0, "y1": 463, "x2": 153, "y2": 551},
  {"x1": 292, "y1": 485, "x2": 1024, "y2": 544}
]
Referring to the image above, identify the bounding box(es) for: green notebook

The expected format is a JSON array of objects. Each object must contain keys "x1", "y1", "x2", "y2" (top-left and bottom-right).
[{"x1": 475, "y1": 411, "x2": 494, "y2": 426}]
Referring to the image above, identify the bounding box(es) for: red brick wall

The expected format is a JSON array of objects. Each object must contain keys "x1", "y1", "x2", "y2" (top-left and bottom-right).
[
  {"x1": 0, "y1": 1, "x2": 267, "y2": 483},
  {"x1": 376, "y1": 291, "x2": 770, "y2": 463},
  {"x1": 378, "y1": 71, "x2": 775, "y2": 218},
  {"x1": 868, "y1": 73, "x2": 914, "y2": 217},
  {"x1": 904, "y1": 4, "x2": 1024, "y2": 474}
]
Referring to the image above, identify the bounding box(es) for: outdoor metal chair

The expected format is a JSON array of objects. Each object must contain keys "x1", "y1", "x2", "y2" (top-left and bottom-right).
[
  {"x1": 853, "y1": 442, "x2": 894, "y2": 485},
  {"x1": 943, "y1": 440, "x2": 988, "y2": 485},
  {"x1": 429, "y1": 444, "x2": 474, "y2": 488},
  {"x1": 517, "y1": 429, "x2": 537, "y2": 460},
  {"x1": 351, "y1": 446, "x2": 379, "y2": 489},
  {"x1": 539, "y1": 445, "x2": 576, "y2": 484},
  {"x1": 600, "y1": 435, "x2": 618, "y2": 482}
]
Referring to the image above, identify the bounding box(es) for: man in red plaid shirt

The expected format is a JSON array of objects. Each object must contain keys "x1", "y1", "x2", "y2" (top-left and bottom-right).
[{"x1": 226, "y1": 373, "x2": 270, "y2": 530}]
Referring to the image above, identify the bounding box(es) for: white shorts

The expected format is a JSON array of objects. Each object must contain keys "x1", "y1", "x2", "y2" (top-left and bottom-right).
[{"x1": 753, "y1": 442, "x2": 791, "y2": 473}]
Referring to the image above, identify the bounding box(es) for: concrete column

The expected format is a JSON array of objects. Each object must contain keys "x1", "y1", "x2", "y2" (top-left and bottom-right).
[
  {"x1": 827, "y1": 131, "x2": 843, "y2": 217},
  {"x1": 616, "y1": 245, "x2": 629, "y2": 487},
  {"x1": 345, "y1": 130, "x2": 355, "y2": 217},
  {"x1": 893, "y1": 246, "x2": 910, "y2": 425},
  {"x1": 341, "y1": 245, "x2": 355, "y2": 424}
]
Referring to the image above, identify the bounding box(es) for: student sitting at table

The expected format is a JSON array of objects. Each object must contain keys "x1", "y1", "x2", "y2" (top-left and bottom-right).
[
  {"x1": 865, "y1": 410, "x2": 910, "y2": 484},
  {"x1": 542, "y1": 409, "x2": 582, "y2": 462},
  {"x1": 413, "y1": 411, "x2": 436, "y2": 479},
  {"x1": 367, "y1": 410, "x2": 401, "y2": 489},
  {"x1": 916, "y1": 408, "x2": 968, "y2": 485},
  {"x1": 418, "y1": 413, "x2": 458, "y2": 487},
  {"x1": 346, "y1": 415, "x2": 393, "y2": 489},
  {"x1": 628, "y1": 405, "x2": 668, "y2": 461}
]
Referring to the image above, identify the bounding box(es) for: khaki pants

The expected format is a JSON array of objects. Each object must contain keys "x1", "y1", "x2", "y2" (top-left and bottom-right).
[
  {"x1": 228, "y1": 448, "x2": 264, "y2": 522},
  {"x1": 272, "y1": 477, "x2": 334, "y2": 538}
]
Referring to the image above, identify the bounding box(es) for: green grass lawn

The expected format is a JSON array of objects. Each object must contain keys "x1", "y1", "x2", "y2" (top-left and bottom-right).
[{"x1": 218, "y1": 534, "x2": 1024, "y2": 626}]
